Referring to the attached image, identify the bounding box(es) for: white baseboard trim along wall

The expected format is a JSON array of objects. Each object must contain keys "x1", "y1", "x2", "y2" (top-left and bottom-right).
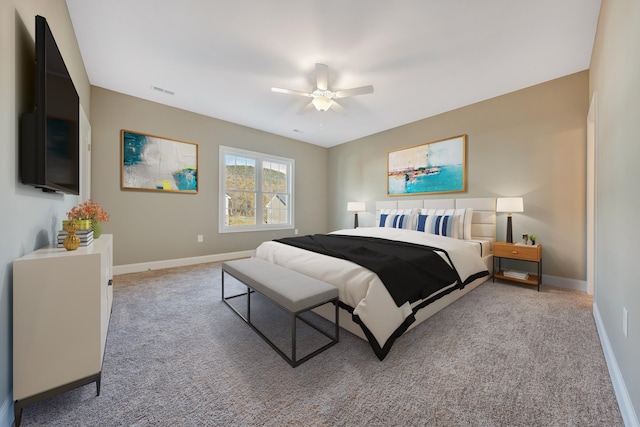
[
  {"x1": 594, "y1": 302, "x2": 640, "y2": 427},
  {"x1": 113, "y1": 250, "x2": 255, "y2": 275},
  {"x1": 543, "y1": 274, "x2": 587, "y2": 293}
]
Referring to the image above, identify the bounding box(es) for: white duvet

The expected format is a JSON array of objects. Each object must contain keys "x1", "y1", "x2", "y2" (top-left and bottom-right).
[{"x1": 254, "y1": 227, "x2": 489, "y2": 351}]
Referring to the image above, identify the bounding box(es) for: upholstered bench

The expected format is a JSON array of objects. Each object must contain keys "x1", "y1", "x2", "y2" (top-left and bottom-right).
[{"x1": 221, "y1": 257, "x2": 339, "y2": 367}]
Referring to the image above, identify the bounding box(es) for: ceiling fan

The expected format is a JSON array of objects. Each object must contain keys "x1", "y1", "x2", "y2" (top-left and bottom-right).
[{"x1": 271, "y1": 63, "x2": 374, "y2": 112}]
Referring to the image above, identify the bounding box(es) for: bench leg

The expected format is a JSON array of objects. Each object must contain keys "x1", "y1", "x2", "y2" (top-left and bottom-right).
[
  {"x1": 335, "y1": 300, "x2": 340, "y2": 344},
  {"x1": 221, "y1": 268, "x2": 339, "y2": 368},
  {"x1": 292, "y1": 313, "x2": 297, "y2": 365},
  {"x1": 221, "y1": 270, "x2": 254, "y2": 323},
  {"x1": 247, "y1": 285, "x2": 251, "y2": 324},
  {"x1": 289, "y1": 299, "x2": 339, "y2": 367}
]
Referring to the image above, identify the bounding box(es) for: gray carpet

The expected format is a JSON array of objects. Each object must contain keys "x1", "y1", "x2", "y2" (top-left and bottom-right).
[{"x1": 19, "y1": 262, "x2": 623, "y2": 426}]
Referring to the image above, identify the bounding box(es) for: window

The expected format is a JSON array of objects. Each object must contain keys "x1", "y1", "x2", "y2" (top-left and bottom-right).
[{"x1": 219, "y1": 146, "x2": 294, "y2": 233}]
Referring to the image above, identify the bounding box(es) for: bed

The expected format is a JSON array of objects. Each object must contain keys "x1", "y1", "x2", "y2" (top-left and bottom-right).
[{"x1": 254, "y1": 197, "x2": 496, "y2": 360}]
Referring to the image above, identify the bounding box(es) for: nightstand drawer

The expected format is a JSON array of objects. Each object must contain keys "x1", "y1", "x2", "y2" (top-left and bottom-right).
[{"x1": 494, "y1": 244, "x2": 541, "y2": 261}]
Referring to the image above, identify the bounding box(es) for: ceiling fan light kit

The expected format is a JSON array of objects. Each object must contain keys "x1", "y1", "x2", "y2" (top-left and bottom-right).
[
  {"x1": 311, "y1": 97, "x2": 333, "y2": 112},
  {"x1": 272, "y1": 63, "x2": 373, "y2": 112}
]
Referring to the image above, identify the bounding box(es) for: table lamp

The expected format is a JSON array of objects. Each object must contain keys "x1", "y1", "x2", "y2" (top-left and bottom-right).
[
  {"x1": 347, "y1": 202, "x2": 366, "y2": 228},
  {"x1": 496, "y1": 197, "x2": 524, "y2": 243}
]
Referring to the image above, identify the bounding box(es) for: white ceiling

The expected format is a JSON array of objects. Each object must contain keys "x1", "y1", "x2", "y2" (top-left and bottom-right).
[{"x1": 65, "y1": 0, "x2": 601, "y2": 148}]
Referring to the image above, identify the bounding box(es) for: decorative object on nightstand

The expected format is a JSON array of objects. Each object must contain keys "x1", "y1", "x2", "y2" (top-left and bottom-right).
[
  {"x1": 529, "y1": 234, "x2": 536, "y2": 245},
  {"x1": 496, "y1": 197, "x2": 524, "y2": 243},
  {"x1": 347, "y1": 201, "x2": 366, "y2": 228},
  {"x1": 493, "y1": 241, "x2": 542, "y2": 291}
]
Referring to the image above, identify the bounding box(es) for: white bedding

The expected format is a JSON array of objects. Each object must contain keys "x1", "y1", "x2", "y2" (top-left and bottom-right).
[
  {"x1": 465, "y1": 239, "x2": 491, "y2": 258},
  {"x1": 254, "y1": 227, "x2": 489, "y2": 357}
]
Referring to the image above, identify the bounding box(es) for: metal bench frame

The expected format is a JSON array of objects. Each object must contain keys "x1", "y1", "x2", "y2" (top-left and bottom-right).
[{"x1": 222, "y1": 268, "x2": 339, "y2": 367}]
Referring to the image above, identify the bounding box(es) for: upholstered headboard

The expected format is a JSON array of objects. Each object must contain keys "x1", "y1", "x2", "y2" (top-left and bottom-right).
[{"x1": 374, "y1": 198, "x2": 496, "y2": 248}]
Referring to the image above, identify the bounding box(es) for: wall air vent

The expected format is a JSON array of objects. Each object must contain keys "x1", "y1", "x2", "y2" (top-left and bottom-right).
[{"x1": 151, "y1": 85, "x2": 175, "y2": 95}]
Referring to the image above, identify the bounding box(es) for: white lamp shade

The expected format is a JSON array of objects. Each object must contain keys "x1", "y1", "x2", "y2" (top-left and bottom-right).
[
  {"x1": 347, "y1": 201, "x2": 366, "y2": 212},
  {"x1": 496, "y1": 197, "x2": 524, "y2": 213}
]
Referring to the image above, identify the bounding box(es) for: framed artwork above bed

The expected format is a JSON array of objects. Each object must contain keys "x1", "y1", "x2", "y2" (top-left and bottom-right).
[{"x1": 387, "y1": 134, "x2": 466, "y2": 196}]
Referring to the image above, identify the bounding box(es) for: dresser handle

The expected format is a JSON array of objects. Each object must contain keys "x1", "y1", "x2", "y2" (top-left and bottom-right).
[{"x1": 512, "y1": 250, "x2": 518, "y2": 254}]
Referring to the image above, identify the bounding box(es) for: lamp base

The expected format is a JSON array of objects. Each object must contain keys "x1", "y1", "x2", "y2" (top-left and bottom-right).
[
  {"x1": 354, "y1": 213, "x2": 359, "y2": 229},
  {"x1": 506, "y1": 215, "x2": 513, "y2": 243}
]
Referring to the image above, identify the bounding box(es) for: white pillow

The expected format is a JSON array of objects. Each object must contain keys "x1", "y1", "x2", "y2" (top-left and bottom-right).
[
  {"x1": 461, "y1": 208, "x2": 474, "y2": 239},
  {"x1": 416, "y1": 214, "x2": 459, "y2": 238},
  {"x1": 379, "y1": 208, "x2": 418, "y2": 230},
  {"x1": 424, "y1": 207, "x2": 473, "y2": 239},
  {"x1": 420, "y1": 208, "x2": 447, "y2": 217}
]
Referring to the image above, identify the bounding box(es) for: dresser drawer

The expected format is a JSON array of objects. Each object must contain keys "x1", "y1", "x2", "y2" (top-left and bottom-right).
[{"x1": 494, "y1": 244, "x2": 541, "y2": 261}]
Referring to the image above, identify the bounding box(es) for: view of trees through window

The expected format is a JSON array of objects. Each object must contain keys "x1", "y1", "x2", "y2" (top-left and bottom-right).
[{"x1": 224, "y1": 154, "x2": 290, "y2": 227}]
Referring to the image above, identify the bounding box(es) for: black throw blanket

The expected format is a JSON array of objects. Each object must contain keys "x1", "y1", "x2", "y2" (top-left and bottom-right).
[{"x1": 275, "y1": 234, "x2": 463, "y2": 307}]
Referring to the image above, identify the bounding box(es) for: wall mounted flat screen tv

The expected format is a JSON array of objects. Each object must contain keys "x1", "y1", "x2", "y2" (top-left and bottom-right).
[{"x1": 20, "y1": 15, "x2": 80, "y2": 195}]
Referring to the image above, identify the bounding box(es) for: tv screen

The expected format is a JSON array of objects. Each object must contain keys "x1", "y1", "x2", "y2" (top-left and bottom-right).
[{"x1": 20, "y1": 15, "x2": 80, "y2": 195}]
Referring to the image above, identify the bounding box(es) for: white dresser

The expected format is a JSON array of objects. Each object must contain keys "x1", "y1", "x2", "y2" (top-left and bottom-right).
[{"x1": 13, "y1": 234, "x2": 113, "y2": 426}]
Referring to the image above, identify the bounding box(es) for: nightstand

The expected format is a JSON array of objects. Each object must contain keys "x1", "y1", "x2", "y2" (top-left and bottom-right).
[{"x1": 493, "y1": 242, "x2": 542, "y2": 291}]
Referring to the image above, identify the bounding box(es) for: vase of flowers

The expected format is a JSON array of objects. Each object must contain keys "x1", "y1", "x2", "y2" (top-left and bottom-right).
[{"x1": 67, "y1": 200, "x2": 110, "y2": 238}]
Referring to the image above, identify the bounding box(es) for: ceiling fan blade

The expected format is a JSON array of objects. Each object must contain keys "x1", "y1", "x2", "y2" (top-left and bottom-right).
[
  {"x1": 315, "y1": 63, "x2": 329, "y2": 90},
  {"x1": 297, "y1": 101, "x2": 315, "y2": 114},
  {"x1": 335, "y1": 85, "x2": 374, "y2": 98},
  {"x1": 330, "y1": 101, "x2": 346, "y2": 113},
  {"x1": 271, "y1": 87, "x2": 312, "y2": 97}
]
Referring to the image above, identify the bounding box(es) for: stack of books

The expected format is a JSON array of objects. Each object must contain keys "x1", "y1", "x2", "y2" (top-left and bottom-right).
[
  {"x1": 503, "y1": 269, "x2": 529, "y2": 280},
  {"x1": 57, "y1": 229, "x2": 94, "y2": 248}
]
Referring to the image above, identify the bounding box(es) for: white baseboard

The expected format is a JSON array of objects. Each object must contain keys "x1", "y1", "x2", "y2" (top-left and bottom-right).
[
  {"x1": 0, "y1": 392, "x2": 13, "y2": 427},
  {"x1": 543, "y1": 274, "x2": 587, "y2": 293},
  {"x1": 113, "y1": 250, "x2": 255, "y2": 275},
  {"x1": 593, "y1": 302, "x2": 640, "y2": 427}
]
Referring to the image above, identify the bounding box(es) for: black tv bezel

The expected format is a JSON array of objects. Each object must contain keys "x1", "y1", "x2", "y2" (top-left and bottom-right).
[{"x1": 20, "y1": 15, "x2": 80, "y2": 195}]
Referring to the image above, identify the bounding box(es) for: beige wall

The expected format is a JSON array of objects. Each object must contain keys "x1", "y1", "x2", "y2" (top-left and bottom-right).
[
  {"x1": 590, "y1": 0, "x2": 640, "y2": 421},
  {"x1": 329, "y1": 71, "x2": 589, "y2": 282},
  {"x1": 90, "y1": 87, "x2": 329, "y2": 266},
  {"x1": 1, "y1": 0, "x2": 90, "y2": 423}
]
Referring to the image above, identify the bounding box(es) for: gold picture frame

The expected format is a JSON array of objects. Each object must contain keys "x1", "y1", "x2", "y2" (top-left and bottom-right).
[
  {"x1": 387, "y1": 134, "x2": 466, "y2": 196},
  {"x1": 121, "y1": 130, "x2": 198, "y2": 193}
]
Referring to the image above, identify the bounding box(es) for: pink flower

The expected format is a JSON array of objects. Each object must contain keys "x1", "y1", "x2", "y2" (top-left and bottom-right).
[{"x1": 67, "y1": 200, "x2": 110, "y2": 223}]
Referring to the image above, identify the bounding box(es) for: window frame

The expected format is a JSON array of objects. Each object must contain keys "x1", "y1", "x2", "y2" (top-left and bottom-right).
[{"x1": 219, "y1": 146, "x2": 294, "y2": 233}]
